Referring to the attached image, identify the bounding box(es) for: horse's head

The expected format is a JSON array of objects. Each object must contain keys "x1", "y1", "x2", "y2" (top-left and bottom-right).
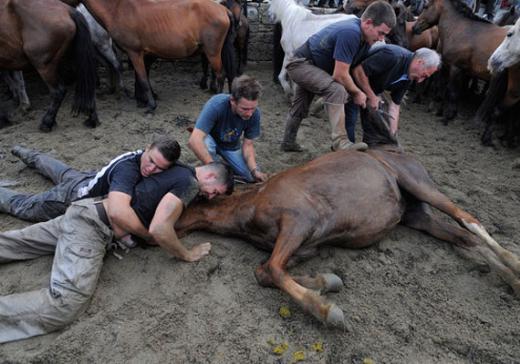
[
  {"x1": 412, "y1": 0, "x2": 442, "y2": 34},
  {"x1": 361, "y1": 100, "x2": 400, "y2": 148},
  {"x1": 343, "y1": 0, "x2": 372, "y2": 16},
  {"x1": 488, "y1": 18, "x2": 520, "y2": 74},
  {"x1": 386, "y1": 2, "x2": 410, "y2": 48}
]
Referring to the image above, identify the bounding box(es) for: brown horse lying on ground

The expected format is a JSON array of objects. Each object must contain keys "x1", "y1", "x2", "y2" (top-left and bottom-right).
[
  {"x1": 176, "y1": 107, "x2": 520, "y2": 328},
  {"x1": 0, "y1": 0, "x2": 98, "y2": 131}
]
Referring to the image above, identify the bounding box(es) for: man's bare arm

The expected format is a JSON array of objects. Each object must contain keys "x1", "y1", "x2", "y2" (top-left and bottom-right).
[
  {"x1": 352, "y1": 65, "x2": 380, "y2": 109},
  {"x1": 149, "y1": 193, "x2": 211, "y2": 262},
  {"x1": 106, "y1": 191, "x2": 152, "y2": 241},
  {"x1": 388, "y1": 100, "x2": 400, "y2": 135},
  {"x1": 242, "y1": 138, "x2": 267, "y2": 182},
  {"x1": 332, "y1": 60, "x2": 366, "y2": 108},
  {"x1": 188, "y1": 128, "x2": 214, "y2": 164}
]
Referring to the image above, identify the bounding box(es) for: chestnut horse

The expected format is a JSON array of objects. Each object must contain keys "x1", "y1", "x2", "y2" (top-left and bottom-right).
[
  {"x1": 63, "y1": 0, "x2": 236, "y2": 113},
  {"x1": 0, "y1": 0, "x2": 98, "y2": 131},
  {"x1": 176, "y1": 106, "x2": 520, "y2": 328},
  {"x1": 412, "y1": 0, "x2": 520, "y2": 144}
]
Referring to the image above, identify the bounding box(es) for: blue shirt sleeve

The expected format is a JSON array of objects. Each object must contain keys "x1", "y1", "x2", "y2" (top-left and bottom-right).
[
  {"x1": 243, "y1": 108, "x2": 261, "y2": 140},
  {"x1": 333, "y1": 28, "x2": 362, "y2": 65},
  {"x1": 194, "y1": 98, "x2": 220, "y2": 134},
  {"x1": 108, "y1": 158, "x2": 141, "y2": 196}
]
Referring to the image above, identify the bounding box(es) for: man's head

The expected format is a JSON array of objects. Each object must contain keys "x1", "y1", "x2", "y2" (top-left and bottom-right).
[
  {"x1": 408, "y1": 48, "x2": 441, "y2": 83},
  {"x1": 195, "y1": 162, "x2": 234, "y2": 200},
  {"x1": 140, "y1": 136, "x2": 181, "y2": 177},
  {"x1": 230, "y1": 75, "x2": 262, "y2": 120},
  {"x1": 360, "y1": 1, "x2": 396, "y2": 45}
]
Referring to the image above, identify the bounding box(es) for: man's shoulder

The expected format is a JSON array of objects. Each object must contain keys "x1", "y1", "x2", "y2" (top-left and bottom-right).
[{"x1": 206, "y1": 93, "x2": 231, "y2": 108}]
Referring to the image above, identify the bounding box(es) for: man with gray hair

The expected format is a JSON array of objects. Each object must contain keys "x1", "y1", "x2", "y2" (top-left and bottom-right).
[
  {"x1": 189, "y1": 74, "x2": 268, "y2": 183},
  {"x1": 346, "y1": 45, "x2": 441, "y2": 140},
  {"x1": 281, "y1": 0, "x2": 396, "y2": 152}
]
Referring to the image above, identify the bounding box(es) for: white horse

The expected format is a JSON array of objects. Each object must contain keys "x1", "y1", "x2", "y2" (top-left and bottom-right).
[
  {"x1": 269, "y1": 0, "x2": 356, "y2": 96},
  {"x1": 488, "y1": 17, "x2": 520, "y2": 74}
]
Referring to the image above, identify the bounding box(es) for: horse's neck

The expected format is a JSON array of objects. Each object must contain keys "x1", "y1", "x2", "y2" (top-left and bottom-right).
[{"x1": 81, "y1": 0, "x2": 118, "y2": 30}]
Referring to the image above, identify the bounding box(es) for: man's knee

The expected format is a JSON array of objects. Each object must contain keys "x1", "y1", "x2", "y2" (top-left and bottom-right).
[
  {"x1": 40, "y1": 290, "x2": 91, "y2": 331},
  {"x1": 323, "y1": 82, "x2": 349, "y2": 105}
]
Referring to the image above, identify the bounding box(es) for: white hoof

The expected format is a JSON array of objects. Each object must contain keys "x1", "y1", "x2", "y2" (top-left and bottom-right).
[
  {"x1": 326, "y1": 304, "x2": 345, "y2": 328},
  {"x1": 321, "y1": 273, "x2": 344, "y2": 293}
]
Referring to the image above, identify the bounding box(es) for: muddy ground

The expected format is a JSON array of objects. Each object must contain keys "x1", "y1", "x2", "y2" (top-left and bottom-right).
[{"x1": 0, "y1": 62, "x2": 519, "y2": 363}]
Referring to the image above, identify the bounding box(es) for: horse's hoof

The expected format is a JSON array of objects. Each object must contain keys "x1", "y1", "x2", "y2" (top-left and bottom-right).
[
  {"x1": 39, "y1": 122, "x2": 54, "y2": 133},
  {"x1": 321, "y1": 273, "x2": 343, "y2": 293},
  {"x1": 326, "y1": 304, "x2": 345, "y2": 328},
  {"x1": 83, "y1": 118, "x2": 100, "y2": 128}
]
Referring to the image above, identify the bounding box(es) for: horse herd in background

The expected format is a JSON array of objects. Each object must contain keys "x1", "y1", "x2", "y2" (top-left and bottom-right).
[{"x1": 1, "y1": 0, "x2": 520, "y2": 147}]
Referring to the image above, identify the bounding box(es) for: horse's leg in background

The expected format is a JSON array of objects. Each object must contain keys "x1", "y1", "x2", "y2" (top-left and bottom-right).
[
  {"x1": 443, "y1": 65, "x2": 464, "y2": 124},
  {"x1": 279, "y1": 55, "x2": 293, "y2": 97},
  {"x1": 0, "y1": 109, "x2": 11, "y2": 129},
  {"x1": 95, "y1": 40, "x2": 124, "y2": 95},
  {"x1": 200, "y1": 55, "x2": 209, "y2": 90},
  {"x1": 4, "y1": 71, "x2": 30, "y2": 112},
  {"x1": 144, "y1": 56, "x2": 158, "y2": 100},
  {"x1": 272, "y1": 22, "x2": 284, "y2": 84},
  {"x1": 127, "y1": 51, "x2": 156, "y2": 113},
  {"x1": 36, "y1": 65, "x2": 67, "y2": 132}
]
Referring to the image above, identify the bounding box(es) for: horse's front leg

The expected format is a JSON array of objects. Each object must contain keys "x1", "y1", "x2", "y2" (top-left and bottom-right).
[
  {"x1": 128, "y1": 51, "x2": 156, "y2": 113},
  {"x1": 254, "y1": 219, "x2": 346, "y2": 328}
]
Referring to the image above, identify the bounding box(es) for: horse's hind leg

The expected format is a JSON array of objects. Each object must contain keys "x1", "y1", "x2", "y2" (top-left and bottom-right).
[
  {"x1": 394, "y1": 161, "x2": 520, "y2": 281},
  {"x1": 36, "y1": 64, "x2": 66, "y2": 132},
  {"x1": 402, "y1": 201, "x2": 520, "y2": 295}
]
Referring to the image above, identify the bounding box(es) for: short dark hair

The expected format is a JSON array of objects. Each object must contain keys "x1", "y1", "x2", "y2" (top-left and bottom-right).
[
  {"x1": 207, "y1": 162, "x2": 235, "y2": 195},
  {"x1": 231, "y1": 75, "x2": 262, "y2": 101},
  {"x1": 150, "y1": 135, "x2": 181, "y2": 163},
  {"x1": 361, "y1": 1, "x2": 396, "y2": 28}
]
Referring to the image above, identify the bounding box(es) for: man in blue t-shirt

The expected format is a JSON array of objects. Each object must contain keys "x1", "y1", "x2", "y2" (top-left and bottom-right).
[
  {"x1": 281, "y1": 1, "x2": 396, "y2": 152},
  {"x1": 188, "y1": 75, "x2": 268, "y2": 183},
  {"x1": 346, "y1": 45, "x2": 441, "y2": 141}
]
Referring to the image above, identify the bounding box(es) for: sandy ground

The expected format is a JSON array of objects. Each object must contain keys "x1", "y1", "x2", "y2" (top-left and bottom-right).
[{"x1": 0, "y1": 62, "x2": 519, "y2": 363}]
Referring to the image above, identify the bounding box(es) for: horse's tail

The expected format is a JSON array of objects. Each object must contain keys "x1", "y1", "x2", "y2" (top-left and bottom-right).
[
  {"x1": 69, "y1": 10, "x2": 97, "y2": 116},
  {"x1": 222, "y1": 11, "x2": 238, "y2": 88},
  {"x1": 474, "y1": 69, "x2": 508, "y2": 125}
]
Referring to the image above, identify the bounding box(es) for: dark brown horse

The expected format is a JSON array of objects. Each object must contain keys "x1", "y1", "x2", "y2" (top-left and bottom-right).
[
  {"x1": 176, "y1": 106, "x2": 520, "y2": 327},
  {"x1": 63, "y1": 0, "x2": 236, "y2": 113},
  {"x1": 0, "y1": 0, "x2": 98, "y2": 131},
  {"x1": 412, "y1": 0, "x2": 520, "y2": 144}
]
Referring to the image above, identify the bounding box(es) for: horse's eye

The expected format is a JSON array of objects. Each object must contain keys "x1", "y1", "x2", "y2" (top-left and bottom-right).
[{"x1": 507, "y1": 32, "x2": 513, "y2": 37}]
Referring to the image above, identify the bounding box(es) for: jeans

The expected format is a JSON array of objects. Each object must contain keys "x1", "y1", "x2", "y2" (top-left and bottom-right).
[{"x1": 204, "y1": 135, "x2": 254, "y2": 182}]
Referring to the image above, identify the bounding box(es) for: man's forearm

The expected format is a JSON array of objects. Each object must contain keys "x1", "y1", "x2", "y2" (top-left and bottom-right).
[{"x1": 188, "y1": 130, "x2": 214, "y2": 164}]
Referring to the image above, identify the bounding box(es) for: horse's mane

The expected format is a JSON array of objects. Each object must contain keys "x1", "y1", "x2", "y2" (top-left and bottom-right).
[{"x1": 447, "y1": 0, "x2": 492, "y2": 24}]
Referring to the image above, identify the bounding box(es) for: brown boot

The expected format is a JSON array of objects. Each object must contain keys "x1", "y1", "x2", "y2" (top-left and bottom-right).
[
  {"x1": 281, "y1": 114, "x2": 304, "y2": 152},
  {"x1": 326, "y1": 103, "x2": 367, "y2": 151}
]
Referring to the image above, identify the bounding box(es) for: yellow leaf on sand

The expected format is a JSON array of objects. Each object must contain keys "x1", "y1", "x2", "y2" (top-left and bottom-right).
[
  {"x1": 279, "y1": 306, "x2": 291, "y2": 318},
  {"x1": 273, "y1": 342, "x2": 289, "y2": 355},
  {"x1": 363, "y1": 358, "x2": 375, "y2": 364},
  {"x1": 292, "y1": 351, "x2": 305, "y2": 362},
  {"x1": 311, "y1": 341, "x2": 324, "y2": 352}
]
